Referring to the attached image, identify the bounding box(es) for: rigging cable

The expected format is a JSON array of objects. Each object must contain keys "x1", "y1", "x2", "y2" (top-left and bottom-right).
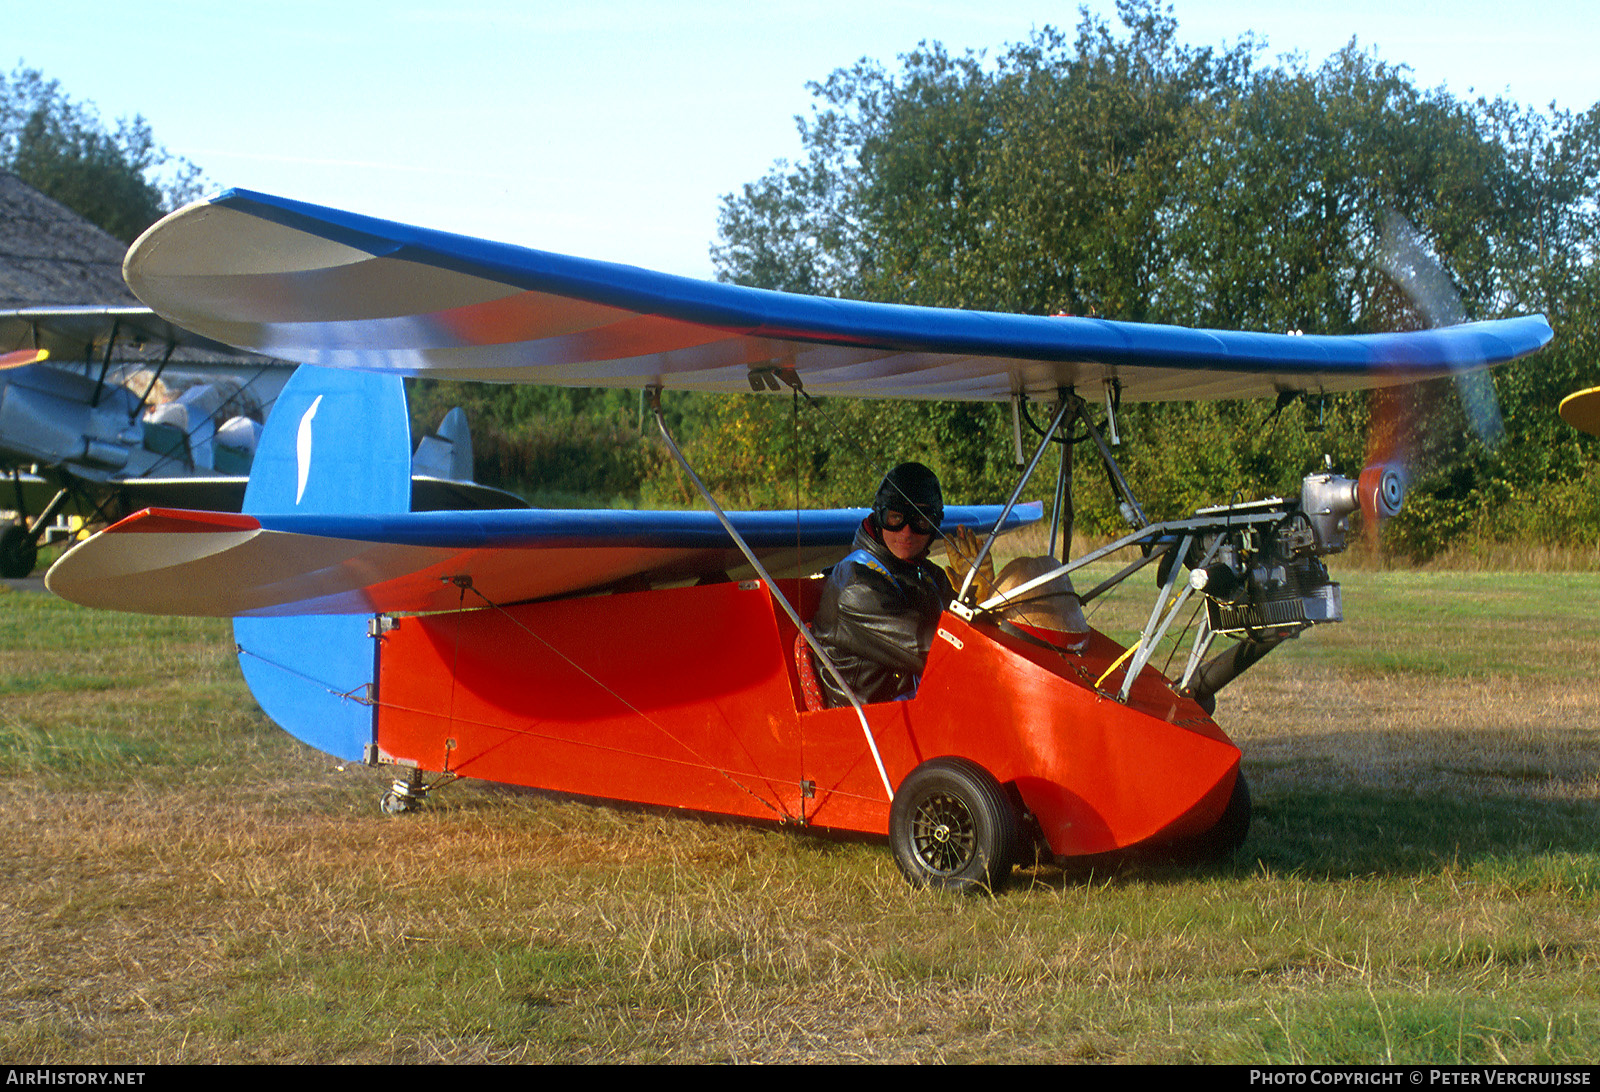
[{"x1": 458, "y1": 578, "x2": 793, "y2": 821}]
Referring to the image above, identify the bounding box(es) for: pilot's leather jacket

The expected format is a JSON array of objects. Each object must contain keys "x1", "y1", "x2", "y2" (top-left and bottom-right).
[{"x1": 810, "y1": 520, "x2": 955, "y2": 707}]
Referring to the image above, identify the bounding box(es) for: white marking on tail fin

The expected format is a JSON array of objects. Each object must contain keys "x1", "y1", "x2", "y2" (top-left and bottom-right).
[{"x1": 295, "y1": 395, "x2": 323, "y2": 504}]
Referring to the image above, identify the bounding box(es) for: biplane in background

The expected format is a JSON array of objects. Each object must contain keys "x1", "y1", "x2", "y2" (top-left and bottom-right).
[
  {"x1": 0, "y1": 305, "x2": 522, "y2": 576},
  {"x1": 48, "y1": 190, "x2": 1553, "y2": 889}
]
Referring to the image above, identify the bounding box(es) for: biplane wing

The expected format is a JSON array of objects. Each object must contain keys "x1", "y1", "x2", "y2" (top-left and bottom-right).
[
  {"x1": 122, "y1": 190, "x2": 1553, "y2": 401},
  {"x1": 0, "y1": 305, "x2": 259, "y2": 365},
  {"x1": 0, "y1": 305, "x2": 522, "y2": 576},
  {"x1": 0, "y1": 305, "x2": 299, "y2": 574},
  {"x1": 0, "y1": 305, "x2": 295, "y2": 476}
]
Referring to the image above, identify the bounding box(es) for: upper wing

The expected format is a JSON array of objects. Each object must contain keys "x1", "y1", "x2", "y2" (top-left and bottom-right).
[{"x1": 123, "y1": 190, "x2": 1554, "y2": 403}]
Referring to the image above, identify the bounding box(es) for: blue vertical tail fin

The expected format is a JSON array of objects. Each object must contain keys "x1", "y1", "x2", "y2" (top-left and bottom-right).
[{"x1": 233, "y1": 366, "x2": 412, "y2": 761}]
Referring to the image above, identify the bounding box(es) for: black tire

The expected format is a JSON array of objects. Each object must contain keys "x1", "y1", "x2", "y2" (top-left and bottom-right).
[
  {"x1": 1192, "y1": 771, "x2": 1251, "y2": 861},
  {"x1": 890, "y1": 757, "x2": 1018, "y2": 892},
  {"x1": 0, "y1": 524, "x2": 37, "y2": 579}
]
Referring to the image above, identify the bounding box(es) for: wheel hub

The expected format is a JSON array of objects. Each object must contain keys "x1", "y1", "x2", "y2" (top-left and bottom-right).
[{"x1": 911, "y1": 791, "x2": 976, "y2": 874}]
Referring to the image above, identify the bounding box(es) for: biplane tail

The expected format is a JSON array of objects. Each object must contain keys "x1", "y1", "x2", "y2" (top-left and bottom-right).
[
  {"x1": 412, "y1": 406, "x2": 473, "y2": 482},
  {"x1": 233, "y1": 365, "x2": 412, "y2": 761}
]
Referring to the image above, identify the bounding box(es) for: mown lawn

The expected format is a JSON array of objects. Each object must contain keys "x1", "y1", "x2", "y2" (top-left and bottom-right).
[{"x1": 0, "y1": 570, "x2": 1595, "y2": 1063}]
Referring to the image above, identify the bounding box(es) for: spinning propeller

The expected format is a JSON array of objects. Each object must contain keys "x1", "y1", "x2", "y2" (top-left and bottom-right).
[
  {"x1": 1355, "y1": 213, "x2": 1508, "y2": 543},
  {"x1": 0, "y1": 348, "x2": 49, "y2": 370}
]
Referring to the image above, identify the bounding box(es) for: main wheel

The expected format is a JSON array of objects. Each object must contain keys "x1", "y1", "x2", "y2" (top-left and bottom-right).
[
  {"x1": 1181, "y1": 770, "x2": 1251, "y2": 863},
  {"x1": 1204, "y1": 771, "x2": 1252, "y2": 856},
  {"x1": 0, "y1": 524, "x2": 37, "y2": 579},
  {"x1": 890, "y1": 757, "x2": 1018, "y2": 892}
]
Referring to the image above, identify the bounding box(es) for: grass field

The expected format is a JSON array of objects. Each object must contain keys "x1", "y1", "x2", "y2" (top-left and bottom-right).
[{"x1": 0, "y1": 568, "x2": 1596, "y2": 1064}]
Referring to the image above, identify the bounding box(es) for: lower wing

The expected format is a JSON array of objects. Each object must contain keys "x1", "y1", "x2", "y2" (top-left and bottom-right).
[{"x1": 46, "y1": 502, "x2": 1040, "y2": 617}]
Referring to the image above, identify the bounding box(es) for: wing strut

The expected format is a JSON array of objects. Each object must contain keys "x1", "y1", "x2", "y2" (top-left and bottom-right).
[
  {"x1": 648, "y1": 386, "x2": 895, "y2": 805},
  {"x1": 89, "y1": 318, "x2": 121, "y2": 409},
  {"x1": 956, "y1": 397, "x2": 1074, "y2": 604},
  {"x1": 129, "y1": 339, "x2": 178, "y2": 421},
  {"x1": 1048, "y1": 403, "x2": 1073, "y2": 562}
]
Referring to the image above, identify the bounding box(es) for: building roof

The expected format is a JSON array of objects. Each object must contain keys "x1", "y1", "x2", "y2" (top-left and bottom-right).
[
  {"x1": 0, "y1": 169, "x2": 139, "y2": 309},
  {"x1": 0, "y1": 172, "x2": 286, "y2": 369}
]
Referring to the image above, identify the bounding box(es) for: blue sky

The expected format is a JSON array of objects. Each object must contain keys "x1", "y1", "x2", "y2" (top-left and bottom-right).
[{"x1": 10, "y1": 1, "x2": 1596, "y2": 278}]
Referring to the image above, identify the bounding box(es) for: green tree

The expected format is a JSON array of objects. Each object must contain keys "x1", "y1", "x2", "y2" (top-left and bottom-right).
[
  {"x1": 1, "y1": 65, "x2": 204, "y2": 242},
  {"x1": 716, "y1": 2, "x2": 1257, "y2": 319},
  {"x1": 708, "y1": 0, "x2": 1600, "y2": 551}
]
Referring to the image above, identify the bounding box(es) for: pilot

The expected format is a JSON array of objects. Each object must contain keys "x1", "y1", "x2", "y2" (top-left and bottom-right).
[{"x1": 809, "y1": 462, "x2": 955, "y2": 707}]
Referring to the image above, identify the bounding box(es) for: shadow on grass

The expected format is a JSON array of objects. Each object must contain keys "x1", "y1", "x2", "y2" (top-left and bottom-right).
[
  {"x1": 480, "y1": 762, "x2": 1600, "y2": 896},
  {"x1": 1004, "y1": 785, "x2": 1599, "y2": 895},
  {"x1": 1245, "y1": 787, "x2": 1600, "y2": 878}
]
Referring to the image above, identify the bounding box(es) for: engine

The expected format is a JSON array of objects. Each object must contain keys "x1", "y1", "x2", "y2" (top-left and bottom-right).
[{"x1": 1185, "y1": 463, "x2": 1403, "y2": 639}]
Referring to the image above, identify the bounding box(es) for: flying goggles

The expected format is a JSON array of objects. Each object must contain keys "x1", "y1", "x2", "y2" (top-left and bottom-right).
[{"x1": 879, "y1": 510, "x2": 936, "y2": 535}]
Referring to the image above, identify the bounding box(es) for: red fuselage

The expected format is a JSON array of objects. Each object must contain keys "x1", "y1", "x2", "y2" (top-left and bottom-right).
[{"x1": 373, "y1": 579, "x2": 1240, "y2": 858}]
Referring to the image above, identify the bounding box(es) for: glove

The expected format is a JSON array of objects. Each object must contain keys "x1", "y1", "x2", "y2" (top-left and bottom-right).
[{"x1": 944, "y1": 524, "x2": 998, "y2": 601}]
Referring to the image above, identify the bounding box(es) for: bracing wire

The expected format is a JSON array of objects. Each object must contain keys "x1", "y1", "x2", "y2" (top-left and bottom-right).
[{"x1": 457, "y1": 580, "x2": 792, "y2": 821}]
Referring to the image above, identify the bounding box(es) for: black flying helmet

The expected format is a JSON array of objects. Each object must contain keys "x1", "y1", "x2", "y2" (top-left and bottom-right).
[{"x1": 872, "y1": 462, "x2": 944, "y2": 532}]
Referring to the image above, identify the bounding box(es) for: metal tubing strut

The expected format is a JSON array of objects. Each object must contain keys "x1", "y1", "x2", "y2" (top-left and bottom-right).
[
  {"x1": 649, "y1": 389, "x2": 895, "y2": 803},
  {"x1": 1116, "y1": 534, "x2": 1193, "y2": 701},
  {"x1": 1078, "y1": 400, "x2": 1147, "y2": 529},
  {"x1": 1077, "y1": 543, "x2": 1169, "y2": 606},
  {"x1": 1008, "y1": 394, "x2": 1026, "y2": 468},
  {"x1": 1179, "y1": 612, "x2": 1217, "y2": 692},
  {"x1": 131, "y1": 341, "x2": 178, "y2": 420},
  {"x1": 1119, "y1": 534, "x2": 1219, "y2": 702},
  {"x1": 1049, "y1": 412, "x2": 1073, "y2": 563},
  {"x1": 973, "y1": 507, "x2": 1289, "y2": 616},
  {"x1": 90, "y1": 319, "x2": 120, "y2": 409},
  {"x1": 24, "y1": 487, "x2": 70, "y2": 540},
  {"x1": 956, "y1": 395, "x2": 1074, "y2": 604},
  {"x1": 973, "y1": 521, "x2": 1164, "y2": 613}
]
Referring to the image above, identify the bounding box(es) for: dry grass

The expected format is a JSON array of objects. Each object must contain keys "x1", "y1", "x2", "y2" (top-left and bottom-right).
[{"x1": 0, "y1": 572, "x2": 1596, "y2": 1064}]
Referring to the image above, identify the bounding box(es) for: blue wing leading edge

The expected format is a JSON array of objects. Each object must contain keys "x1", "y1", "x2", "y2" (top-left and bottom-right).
[{"x1": 122, "y1": 190, "x2": 1553, "y2": 403}]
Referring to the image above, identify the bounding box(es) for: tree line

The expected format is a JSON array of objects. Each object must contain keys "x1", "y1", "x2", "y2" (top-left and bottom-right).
[
  {"x1": 706, "y1": 0, "x2": 1600, "y2": 556},
  {"x1": 11, "y1": 6, "x2": 1600, "y2": 557},
  {"x1": 411, "y1": 0, "x2": 1600, "y2": 558},
  {"x1": 1, "y1": 65, "x2": 203, "y2": 243}
]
